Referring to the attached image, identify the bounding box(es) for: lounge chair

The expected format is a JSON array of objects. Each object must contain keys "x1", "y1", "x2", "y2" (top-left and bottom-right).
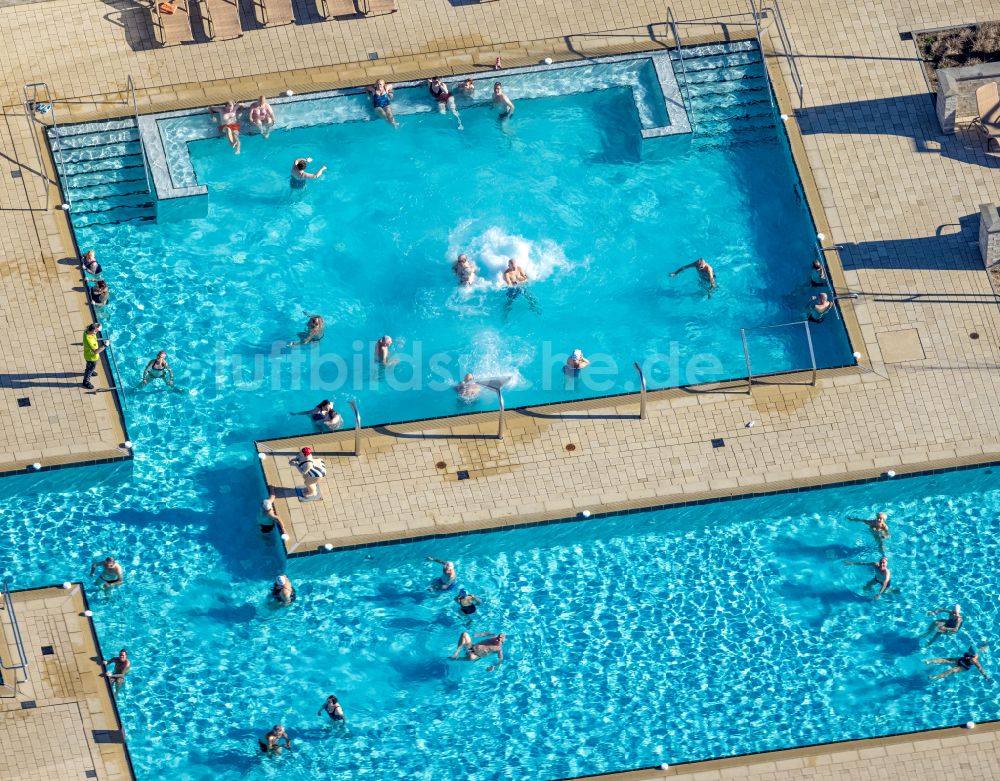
[
  {"x1": 254, "y1": 0, "x2": 294, "y2": 26},
  {"x1": 153, "y1": 0, "x2": 194, "y2": 46},
  {"x1": 972, "y1": 82, "x2": 1000, "y2": 151},
  {"x1": 201, "y1": 0, "x2": 243, "y2": 39},
  {"x1": 358, "y1": 0, "x2": 396, "y2": 14}
]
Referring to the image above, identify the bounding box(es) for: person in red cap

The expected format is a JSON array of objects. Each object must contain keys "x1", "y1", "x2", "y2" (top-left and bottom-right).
[{"x1": 289, "y1": 446, "x2": 326, "y2": 498}]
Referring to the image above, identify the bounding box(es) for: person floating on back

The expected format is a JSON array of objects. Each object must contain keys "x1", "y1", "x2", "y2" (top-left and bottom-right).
[
  {"x1": 922, "y1": 604, "x2": 963, "y2": 647},
  {"x1": 451, "y1": 631, "x2": 506, "y2": 671},
  {"x1": 669, "y1": 258, "x2": 716, "y2": 297},
  {"x1": 925, "y1": 643, "x2": 991, "y2": 682}
]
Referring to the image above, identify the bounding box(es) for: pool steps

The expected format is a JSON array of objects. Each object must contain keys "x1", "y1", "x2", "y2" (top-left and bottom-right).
[
  {"x1": 671, "y1": 42, "x2": 775, "y2": 148},
  {"x1": 48, "y1": 118, "x2": 155, "y2": 228}
]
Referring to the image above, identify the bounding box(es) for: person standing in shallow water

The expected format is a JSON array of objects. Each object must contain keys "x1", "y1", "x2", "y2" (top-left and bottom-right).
[
  {"x1": 843, "y1": 556, "x2": 891, "y2": 600},
  {"x1": 141, "y1": 351, "x2": 174, "y2": 387},
  {"x1": 846, "y1": 511, "x2": 890, "y2": 554},
  {"x1": 290, "y1": 157, "x2": 326, "y2": 189},
  {"x1": 669, "y1": 258, "x2": 716, "y2": 297}
]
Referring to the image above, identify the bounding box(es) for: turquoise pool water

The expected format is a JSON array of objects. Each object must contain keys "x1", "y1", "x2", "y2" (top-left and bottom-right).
[
  {"x1": 65, "y1": 50, "x2": 851, "y2": 430},
  {"x1": 6, "y1": 461, "x2": 1000, "y2": 780},
  {"x1": 8, "y1": 48, "x2": 887, "y2": 781}
]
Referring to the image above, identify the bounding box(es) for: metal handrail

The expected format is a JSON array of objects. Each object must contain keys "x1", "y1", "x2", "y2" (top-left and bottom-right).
[
  {"x1": 101, "y1": 339, "x2": 129, "y2": 411},
  {"x1": 633, "y1": 361, "x2": 647, "y2": 420},
  {"x1": 22, "y1": 82, "x2": 65, "y2": 208},
  {"x1": 740, "y1": 328, "x2": 753, "y2": 395},
  {"x1": 349, "y1": 400, "x2": 361, "y2": 456},
  {"x1": 125, "y1": 75, "x2": 152, "y2": 197},
  {"x1": 747, "y1": 0, "x2": 777, "y2": 116},
  {"x1": 1, "y1": 579, "x2": 30, "y2": 695},
  {"x1": 667, "y1": 7, "x2": 696, "y2": 131},
  {"x1": 741, "y1": 319, "x2": 818, "y2": 394},
  {"x1": 485, "y1": 383, "x2": 506, "y2": 440},
  {"x1": 762, "y1": 0, "x2": 804, "y2": 106}
]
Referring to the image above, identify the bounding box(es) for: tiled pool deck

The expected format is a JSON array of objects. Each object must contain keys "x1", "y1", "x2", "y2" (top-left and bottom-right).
[
  {"x1": 2, "y1": 0, "x2": 1000, "y2": 776},
  {"x1": 0, "y1": 585, "x2": 134, "y2": 781}
]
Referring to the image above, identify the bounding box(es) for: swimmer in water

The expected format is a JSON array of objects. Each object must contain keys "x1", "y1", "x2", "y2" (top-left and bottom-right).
[
  {"x1": 810, "y1": 259, "x2": 829, "y2": 287},
  {"x1": 669, "y1": 258, "x2": 716, "y2": 297},
  {"x1": 460, "y1": 78, "x2": 475, "y2": 96},
  {"x1": 925, "y1": 643, "x2": 991, "y2": 681},
  {"x1": 451, "y1": 631, "x2": 505, "y2": 671},
  {"x1": 90, "y1": 279, "x2": 110, "y2": 308},
  {"x1": 455, "y1": 589, "x2": 482, "y2": 617},
  {"x1": 375, "y1": 335, "x2": 394, "y2": 366},
  {"x1": 491, "y1": 82, "x2": 514, "y2": 117},
  {"x1": 503, "y1": 258, "x2": 528, "y2": 287},
  {"x1": 288, "y1": 312, "x2": 324, "y2": 347},
  {"x1": 140, "y1": 351, "x2": 174, "y2": 387},
  {"x1": 259, "y1": 494, "x2": 286, "y2": 536},
  {"x1": 249, "y1": 96, "x2": 276, "y2": 138},
  {"x1": 81, "y1": 250, "x2": 103, "y2": 278},
  {"x1": 208, "y1": 100, "x2": 246, "y2": 154},
  {"x1": 290, "y1": 157, "x2": 326, "y2": 189},
  {"x1": 426, "y1": 556, "x2": 457, "y2": 591},
  {"x1": 807, "y1": 292, "x2": 833, "y2": 322},
  {"x1": 259, "y1": 725, "x2": 292, "y2": 754},
  {"x1": 923, "y1": 604, "x2": 964, "y2": 647},
  {"x1": 318, "y1": 695, "x2": 346, "y2": 723},
  {"x1": 292, "y1": 399, "x2": 343, "y2": 431},
  {"x1": 456, "y1": 373, "x2": 481, "y2": 400},
  {"x1": 847, "y1": 511, "x2": 890, "y2": 554},
  {"x1": 453, "y1": 253, "x2": 478, "y2": 286},
  {"x1": 843, "y1": 556, "x2": 891, "y2": 601},
  {"x1": 90, "y1": 556, "x2": 124, "y2": 589},
  {"x1": 271, "y1": 575, "x2": 296, "y2": 605},
  {"x1": 427, "y1": 77, "x2": 463, "y2": 129},
  {"x1": 102, "y1": 649, "x2": 131, "y2": 695},
  {"x1": 366, "y1": 80, "x2": 399, "y2": 127},
  {"x1": 565, "y1": 349, "x2": 590, "y2": 374}
]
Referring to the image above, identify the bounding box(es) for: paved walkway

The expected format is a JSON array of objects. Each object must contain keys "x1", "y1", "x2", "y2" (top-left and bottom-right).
[
  {"x1": 0, "y1": 585, "x2": 134, "y2": 781},
  {"x1": 591, "y1": 722, "x2": 1000, "y2": 780}
]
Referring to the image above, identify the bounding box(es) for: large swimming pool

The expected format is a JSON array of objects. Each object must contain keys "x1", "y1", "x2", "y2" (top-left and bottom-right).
[
  {"x1": 58, "y1": 44, "x2": 852, "y2": 430},
  {"x1": 5, "y1": 42, "x2": 893, "y2": 781},
  {"x1": 5, "y1": 458, "x2": 1000, "y2": 780}
]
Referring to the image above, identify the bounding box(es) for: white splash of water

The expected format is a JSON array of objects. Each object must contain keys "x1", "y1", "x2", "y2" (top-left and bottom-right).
[{"x1": 448, "y1": 225, "x2": 572, "y2": 288}]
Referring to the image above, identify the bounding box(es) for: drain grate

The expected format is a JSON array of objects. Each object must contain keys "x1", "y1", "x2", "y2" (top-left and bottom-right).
[
  {"x1": 457, "y1": 470, "x2": 470, "y2": 480},
  {"x1": 20, "y1": 701, "x2": 37, "y2": 709},
  {"x1": 17, "y1": 397, "x2": 30, "y2": 407},
  {"x1": 711, "y1": 438, "x2": 725, "y2": 448},
  {"x1": 41, "y1": 645, "x2": 54, "y2": 656}
]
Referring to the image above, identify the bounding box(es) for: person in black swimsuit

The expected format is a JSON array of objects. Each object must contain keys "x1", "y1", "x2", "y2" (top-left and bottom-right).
[
  {"x1": 922, "y1": 604, "x2": 963, "y2": 647},
  {"x1": 455, "y1": 589, "x2": 482, "y2": 617},
  {"x1": 318, "y1": 695, "x2": 346, "y2": 723},
  {"x1": 925, "y1": 643, "x2": 990, "y2": 681}
]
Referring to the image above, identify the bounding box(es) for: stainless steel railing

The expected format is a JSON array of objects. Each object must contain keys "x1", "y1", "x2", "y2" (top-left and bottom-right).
[
  {"x1": 22, "y1": 82, "x2": 64, "y2": 209},
  {"x1": 741, "y1": 319, "x2": 818, "y2": 395},
  {"x1": 125, "y1": 75, "x2": 153, "y2": 198},
  {"x1": 0, "y1": 579, "x2": 30, "y2": 696},
  {"x1": 762, "y1": 0, "x2": 804, "y2": 106},
  {"x1": 101, "y1": 339, "x2": 129, "y2": 411},
  {"x1": 667, "y1": 7, "x2": 696, "y2": 131}
]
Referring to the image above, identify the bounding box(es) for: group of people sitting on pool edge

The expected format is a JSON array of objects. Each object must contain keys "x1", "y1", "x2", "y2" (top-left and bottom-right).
[
  {"x1": 207, "y1": 76, "x2": 516, "y2": 165},
  {"x1": 843, "y1": 510, "x2": 991, "y2": 683},
  {"x1": 248, "y1": 553, "x2": 503, "y2": 756}
]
